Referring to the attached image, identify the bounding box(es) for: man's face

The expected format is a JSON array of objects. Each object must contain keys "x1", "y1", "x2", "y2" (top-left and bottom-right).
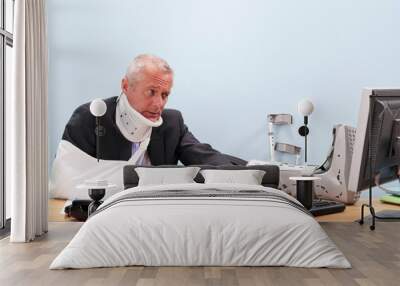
[{"x1": 121, "y1": 68, "x2": 173, "y2": 122}]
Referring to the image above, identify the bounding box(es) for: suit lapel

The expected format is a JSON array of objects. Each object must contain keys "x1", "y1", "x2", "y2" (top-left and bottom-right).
[{"x1": 148, "y1": 128, "x2": 165, "y2": 165}]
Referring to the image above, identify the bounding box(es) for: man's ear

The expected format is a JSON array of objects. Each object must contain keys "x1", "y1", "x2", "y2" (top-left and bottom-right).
[{"x1": 121, "y1": 77, "x2": 129, "y2": 93}]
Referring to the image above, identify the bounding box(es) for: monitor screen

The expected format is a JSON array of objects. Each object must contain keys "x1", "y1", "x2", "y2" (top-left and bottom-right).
[{"x1": 348, "y1": 88, "x2": 400, "y2": 192}]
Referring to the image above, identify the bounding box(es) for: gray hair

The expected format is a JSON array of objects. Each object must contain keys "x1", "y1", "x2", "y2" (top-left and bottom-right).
[{"x1": 125, "y1": 54, "x2": 173, "y2": 86}]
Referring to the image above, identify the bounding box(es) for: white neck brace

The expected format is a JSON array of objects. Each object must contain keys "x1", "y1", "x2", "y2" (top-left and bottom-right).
[{"x1": 116, "y1": 93, "x2": 163, "y2": 143}]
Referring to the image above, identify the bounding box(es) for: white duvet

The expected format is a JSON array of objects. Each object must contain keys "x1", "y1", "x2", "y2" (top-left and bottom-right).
[{"x1": 50, "y1": 183, "x2": 351, "y2": 269}]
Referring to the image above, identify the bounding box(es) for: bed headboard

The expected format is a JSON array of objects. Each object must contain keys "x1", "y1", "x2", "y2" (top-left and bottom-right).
[{"x1": 123, "y1": 164, "x2": 280, "y2": 189}]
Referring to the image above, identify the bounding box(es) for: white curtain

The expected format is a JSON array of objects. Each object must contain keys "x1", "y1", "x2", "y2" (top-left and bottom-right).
[{"x1": 9, "y1": 0, "x2": 48, "y2": 242}]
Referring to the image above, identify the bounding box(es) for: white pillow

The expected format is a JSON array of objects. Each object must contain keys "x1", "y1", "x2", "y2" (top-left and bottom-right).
[
  {"x1": 200, "y1": 169, "x2": 266, "y2": 185},
  {"x1": 135, "y1": 167, "x2": 201, "y2": 186}
]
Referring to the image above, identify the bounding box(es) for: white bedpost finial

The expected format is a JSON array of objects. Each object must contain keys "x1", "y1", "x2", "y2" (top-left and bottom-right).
[
  {"x1": 298, "y1": 99, "x2": 314, "y2": 116},
  {"x1": 90, "y1": 98, "x2": 107, "y2": 117}
]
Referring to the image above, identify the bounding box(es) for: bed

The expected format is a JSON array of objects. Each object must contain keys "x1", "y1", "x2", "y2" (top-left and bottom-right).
[{"x1": 50, "y1": 165, "x2": 350, "y2": 269}]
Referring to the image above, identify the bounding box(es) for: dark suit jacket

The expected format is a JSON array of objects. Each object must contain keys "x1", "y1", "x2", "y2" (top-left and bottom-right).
[{"x1": 62, "y1": 97, "x2": 247, "y2": 166}]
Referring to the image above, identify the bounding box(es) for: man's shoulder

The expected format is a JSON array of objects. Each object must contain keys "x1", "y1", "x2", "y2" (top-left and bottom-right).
[
  {"x1": 156, "y1": 109, "x2": 184, "y2": 133},
  {"x1": 161, "y1": 108, "x2": 183, "y2": 121},
  {"x1": 73, "y1": 96, "x2": 118, "y2": 115}
]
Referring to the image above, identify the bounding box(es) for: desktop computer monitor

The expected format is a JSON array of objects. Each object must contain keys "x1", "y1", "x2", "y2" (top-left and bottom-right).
[
  {"x1": 349, "y1": 88, "x2": 400, "y2": 193},
  {"x1": 348, "y1": 88, "x2": 400, "y2": 228}
]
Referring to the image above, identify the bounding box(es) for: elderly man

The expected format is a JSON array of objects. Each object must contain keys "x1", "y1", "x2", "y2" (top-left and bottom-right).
[{"x1": 62, "y1": 54, "x2": 246, "y2": 166}]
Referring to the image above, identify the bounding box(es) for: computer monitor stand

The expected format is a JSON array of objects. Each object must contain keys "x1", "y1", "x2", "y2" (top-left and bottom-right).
[{"x1": 359, "y1": 183, "x2": 400, "y2": 230}]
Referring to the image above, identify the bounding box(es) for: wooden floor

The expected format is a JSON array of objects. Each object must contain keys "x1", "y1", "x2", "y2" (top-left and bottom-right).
[
  {"x1": 49, "y1": 199, "x2": 77, "y2": 222},
  {"x1": 1, "y1": 221, "x2": 400, "y2": 286},
  {"x1": 49, "y1": 198, "x2": 400, "y2": 223},
  {"x1": 315, "y1": 198, "x2": 400, "y2": 222}
]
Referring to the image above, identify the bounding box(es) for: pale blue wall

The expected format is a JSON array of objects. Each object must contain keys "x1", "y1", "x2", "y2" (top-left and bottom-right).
[{"x1": 47, "y1": 1, "x2": 400, "y2": 194}]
